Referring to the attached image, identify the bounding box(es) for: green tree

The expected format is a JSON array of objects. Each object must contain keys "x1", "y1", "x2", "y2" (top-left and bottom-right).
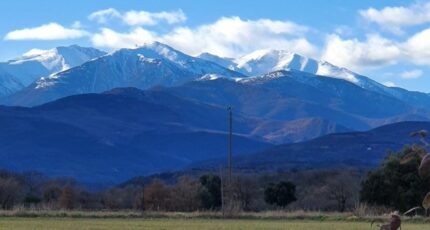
[
  {"x1": 360, "y1": 146, "x2": 430, "y2": 212},
  {"x1": 264, "y1": 181, "x2": 297, "y2": 208},
  {"x1": 199, "y1": 174, "x2": 221, "y2": 210}
]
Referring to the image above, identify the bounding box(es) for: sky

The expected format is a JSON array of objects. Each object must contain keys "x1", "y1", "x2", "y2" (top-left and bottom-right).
[{"x1": 1, "y1": 0, "x2": 430, "y2": 92}]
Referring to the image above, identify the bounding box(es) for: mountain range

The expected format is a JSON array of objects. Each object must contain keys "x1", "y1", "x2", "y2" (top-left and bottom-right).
[
  {"x1": 3, "y1": 42, "x2": 430, "y2": 111},
  {"x1": 2, "y1": 42, "x2": 242, "y2": 106},
  {"x1": 198, "y1": 50, "x2": 430, "y2": 109},
  {"x1": 1, "y1": 41, "x2": 430, "y2": 185}
]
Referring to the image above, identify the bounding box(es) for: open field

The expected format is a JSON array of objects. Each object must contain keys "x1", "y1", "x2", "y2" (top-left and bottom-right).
[
  {"x1": 0, "y1": 210, "x2": 428, "y2": 229},
  {"x1": 0, "y1": 218, "x2": 428, "y2": 230}
]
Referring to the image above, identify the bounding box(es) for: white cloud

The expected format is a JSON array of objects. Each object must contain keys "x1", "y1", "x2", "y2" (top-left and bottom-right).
[
  {"x1": 91, "y1": 27, "x2": 156, "y2": 49},
  {"x1": 162, "y1": 17, "x2": 313, "y2": 57},
  {"x1": 402, "y1": 27, "x2": 430, "y2": 65},
  {"x1": 359, "y1": 2, "x2": 430, "y2": 34},
  {"x1": 321, "y1": 27, "x2": 430, "y2": 71},
  {"x1": 89, "y1": 8, "x2": 186, "y2": 26},
  {"x1": 400, "y1": 69, "x2": 423, "y2": 79},
  {"x1": 88, "y1": 8, "x2": 121, "y2": 24},
  {"x1": 4, "y1": 23, "x2": 88, "y2": 40},
  {"x1": 321, "y1": 34, "x2": 402, "y2": 71},
  {"x1": 123, "y1": 9, "x2": 186, "y2": 26},
  {"x1": 90, "y1": 16, "x2": 316, "y2": 58}
]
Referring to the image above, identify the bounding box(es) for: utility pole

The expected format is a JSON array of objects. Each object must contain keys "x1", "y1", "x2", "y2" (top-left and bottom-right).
[
  {"x1": 227, "y1": 106, "x2": 233, "y2": 182},
  {"x1": 220, "y1": 166, "x2": 224, "y2": 217}
]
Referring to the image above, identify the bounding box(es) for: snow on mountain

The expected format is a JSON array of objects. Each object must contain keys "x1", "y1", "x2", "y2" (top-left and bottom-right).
[
  {"x1": 17, "y1": 45, "x2": 106, "y2": 72},
  {"x1": 3, "y1": 42, "x2": 430, "y2": 109},
  {"x1": 5, "y1": 42, "x2": 244, "y2": 106},
  {"x1": 199, "y1": 49, "x2": 361, "y2": 83},
  {"x1": 199, "y1": 50, "x2": 389, "y2": 94},
  {"x1": 236, "y1": 50, "x2": 316, "y2": 75},
  {"x1": 198, "y1": 49, "x2": 430, "y2": 109},
  {"x1": 0, "y1": 45, "x2": 106, "y2": 97},
  {"x1": 123, "y1": 42, "x2": 243, "y2": 77}
]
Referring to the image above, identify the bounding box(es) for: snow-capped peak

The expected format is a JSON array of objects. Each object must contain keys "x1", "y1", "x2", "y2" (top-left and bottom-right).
[
  {"x1": 197, "y1": 49, "x2": 363, "y2": 85},
  {"x1": 0, "y1": 45, "x2": 107, "y2": 97},
  {"x1": 25, "y1": 41, "x2": 244, "y2": 103},
  {"x1": 10, "y1": 45, "x2": 106, "y2": 73},
  {"x1": 234, "y1": 49, "x2": 319, "y2": 75},
  {"x1": 136, "y1": 41, "x2": 182, "y2": 64},
  {"x1": 109, "y1": 41, "x2": 244, "y2": 78}
]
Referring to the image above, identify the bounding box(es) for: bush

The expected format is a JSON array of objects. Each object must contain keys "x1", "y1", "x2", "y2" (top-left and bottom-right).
[
  {"x1": 199, "y1": 174, "x2": 221, "y2": 210},
  {"x1": 360, "y1": 146, "x2": 430, "y2": 212},
  {"x1": 264, "y1": 181, "x2": 297, "y2": 208}
]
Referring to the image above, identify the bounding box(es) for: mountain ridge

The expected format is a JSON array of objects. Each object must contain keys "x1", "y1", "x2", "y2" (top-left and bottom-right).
[
  {"x1": 0, "y1": 45, "x2": 106, "y2": 97},
  {"x1": 3, "y1": 42, "x2": 245, "y2": 106},
  {"x1": 198, "y1": 50, "x2": 430, "y2": 109},
  {"x1": 191, "y1": 121, "x2": 430, "y2": 172}
]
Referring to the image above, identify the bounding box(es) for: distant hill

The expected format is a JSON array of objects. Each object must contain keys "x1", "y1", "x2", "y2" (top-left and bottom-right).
[
  {"x1": 0, "y1": 87, "x2": 271, "y2": 185},
  {"x1": 191, "y1": 121, "x2": 430, "y2": 171},
  {"x1": 165, "y1": 71, "x2": 429, "y2": 134}
]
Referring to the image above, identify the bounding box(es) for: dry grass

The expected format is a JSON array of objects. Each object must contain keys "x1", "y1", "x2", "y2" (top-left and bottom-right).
[
  {"x1": 0, "y1": 209, "x2": 428, "y2": 223},
  {"x1": 0, "y1": 209, "x2": 428, "y2": 230},
  {"x1": 0, "y1": 218, "x2": 427, "y2": 230}
]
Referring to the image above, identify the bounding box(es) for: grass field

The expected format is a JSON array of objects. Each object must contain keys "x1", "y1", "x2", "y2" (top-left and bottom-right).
[{"x1": 0, "y1": 218, "x2": 427, "y2": 230}]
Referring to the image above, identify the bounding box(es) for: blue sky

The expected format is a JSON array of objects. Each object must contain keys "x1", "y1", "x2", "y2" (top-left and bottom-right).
[{"x1": 1, "y1": 0, "x2": 430, "y2": 92}]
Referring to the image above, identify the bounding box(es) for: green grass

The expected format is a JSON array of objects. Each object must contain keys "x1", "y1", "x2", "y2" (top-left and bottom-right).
[{"x1": 0, "y1": 218, "x2": 427, "y2": 230}]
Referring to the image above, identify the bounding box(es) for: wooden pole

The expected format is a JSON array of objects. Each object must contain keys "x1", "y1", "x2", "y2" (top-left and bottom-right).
[
  {"x1": 220, "y1": 166, "x2": 224, "y2": 217},
  {"x1": 228, "y1": 106, "x2": 232, "y2": 183}
]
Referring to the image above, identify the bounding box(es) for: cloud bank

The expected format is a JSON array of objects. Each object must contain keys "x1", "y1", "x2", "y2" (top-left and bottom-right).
[
  {"x1": 88, "y1": 8, "x2": 186, "y2": 26},
  {"x1": 360, "y1": 2, "x2": 430, "y2": 34},
  {"x1": 91, "y1": 16, "x2": 315, "y2": 58},
  {"x1": 4, "y1": 3, "x2": 430, "y2": 77},
  {"x1": 4, "y1": 23, "x2": 88, "y2": 40}
]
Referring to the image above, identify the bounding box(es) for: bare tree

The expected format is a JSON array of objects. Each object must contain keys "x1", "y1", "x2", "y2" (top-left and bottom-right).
[
  {"x1": 326, "y1": 172, "x2": 358, "y2": 212},
  {"x1": 144, "y1": 179, "x2": 171, "y2": 211},
  {"x1": 59, "y1": 186, "x2": 75, "y2": 210},
  {"x1": 170, "y1": 176, "x2": 201, "y2": 211},
  {"x1": 230, "y1": 176, "x2": 258, "y2": 211},
  {"x1": 102, "y1": 185, "x2": 141, "y2": 210},
  {"x1": 133, "y1": 188, "x2": 145, "y2": 211},
  {"x1": 0, "y1": 177, "x2": 22, "y2": 209}
]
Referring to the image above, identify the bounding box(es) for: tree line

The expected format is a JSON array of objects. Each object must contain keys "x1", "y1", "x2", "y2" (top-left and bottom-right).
[{"x1": 0, "y1": 145, "x2": 427, "y2": 213}]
